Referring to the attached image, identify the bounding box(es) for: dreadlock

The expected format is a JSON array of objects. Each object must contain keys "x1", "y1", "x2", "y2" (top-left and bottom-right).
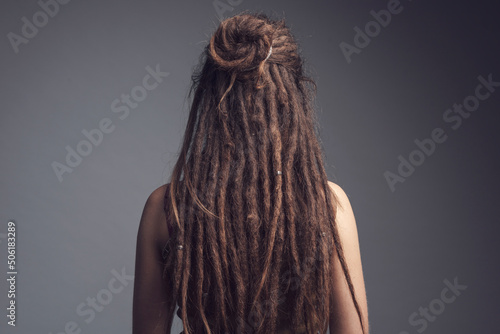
[{"x1": 162, "y1": 11, "x2": 365, "y2": 334}]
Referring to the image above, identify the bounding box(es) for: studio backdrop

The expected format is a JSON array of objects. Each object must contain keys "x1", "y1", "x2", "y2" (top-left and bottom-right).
[{"x1": 1, "y1": 0, "x2": 499, "y2": 333}]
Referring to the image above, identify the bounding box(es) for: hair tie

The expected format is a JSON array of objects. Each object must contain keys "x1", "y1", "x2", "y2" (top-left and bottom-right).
[
  {"x1": 242, "y1": 45, "x2": 273, "y2": 72},
  {"x1": 264, "y1": 46, "x2": 273, "y2": 61}
]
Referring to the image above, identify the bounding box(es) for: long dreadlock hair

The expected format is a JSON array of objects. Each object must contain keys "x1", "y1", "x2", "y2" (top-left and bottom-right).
[{"x1": 162, "y1": 11, "x2": 365, "y2": 334}]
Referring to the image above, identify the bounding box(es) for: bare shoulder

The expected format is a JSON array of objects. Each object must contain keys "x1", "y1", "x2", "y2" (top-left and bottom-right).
[
  {"x1": 137, "y1": 184, "x2": 170, "y2": 251},
  {"x1": 327, "y1": 180, "x2": 344, "y2": 196},
  {"x1": 145, "y1": 184, "x2": 169, "y2": 210},
  {"x1": 133, "y1": 184, "x2": 173, "y2": 333},
  {"x1": 326, "y1": 180, "x2": 359, "y2": 249},
  {"x1": 327, "y1": 180, "x2": 352, "y2": 216},
  {"x1": 326, "y1": 180, "x2": 369, "y2": 333}
]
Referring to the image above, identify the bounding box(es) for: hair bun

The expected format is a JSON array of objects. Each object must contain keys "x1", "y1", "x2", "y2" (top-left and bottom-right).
[{"x1": 209, "y1": 13, "x2": 274, "y2": 73}]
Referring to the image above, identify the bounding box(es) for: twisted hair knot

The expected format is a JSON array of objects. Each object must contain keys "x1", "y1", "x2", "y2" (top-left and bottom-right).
[{"x1": 209, "y1": 13, "x2": 275, "y2": 73}]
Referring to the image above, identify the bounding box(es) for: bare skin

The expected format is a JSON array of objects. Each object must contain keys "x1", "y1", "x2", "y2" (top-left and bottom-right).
[
  {"x1": 132, "y1": 182, "x2": 369, "y2": 333},
  {"x1": 327, "y1": 181, "x2": 369, "y2": 334}
]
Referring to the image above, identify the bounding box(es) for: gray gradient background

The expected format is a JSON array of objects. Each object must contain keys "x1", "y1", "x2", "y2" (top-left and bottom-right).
[{"x1": 1, "y1": 0, "x2": 499, "y2": 333}]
